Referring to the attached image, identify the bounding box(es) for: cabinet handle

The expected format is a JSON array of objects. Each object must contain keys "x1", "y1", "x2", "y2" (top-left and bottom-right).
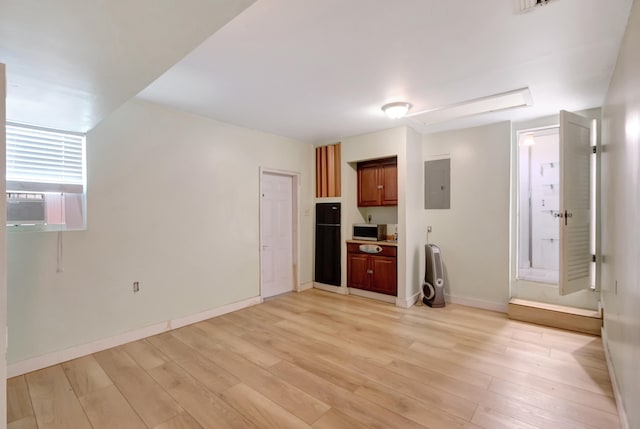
[
  {"x1": 377, "y1": 185, "x2": 383, "y2": 189},
  {"x1": 367, "y1": 269, "x2": 374, "y2": 274}
]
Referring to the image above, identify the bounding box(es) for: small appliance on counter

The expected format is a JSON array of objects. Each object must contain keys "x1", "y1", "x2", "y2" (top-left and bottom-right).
[
  {"x1": 422, "y1": 243, "x2": 445, "y2": 308},
  {"x1": 353, "y1": 223, "x2": 387, "y2": 241}
]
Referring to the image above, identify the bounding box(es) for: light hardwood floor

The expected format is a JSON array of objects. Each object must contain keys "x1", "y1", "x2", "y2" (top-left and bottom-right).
[{"x1": 7, "y1": 289, "x2": 620, "y2": 429}]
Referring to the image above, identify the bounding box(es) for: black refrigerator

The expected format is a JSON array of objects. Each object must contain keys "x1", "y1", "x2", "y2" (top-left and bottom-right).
[{"x1": 315, "y1": 203, "x2": 341, "y2": 286}]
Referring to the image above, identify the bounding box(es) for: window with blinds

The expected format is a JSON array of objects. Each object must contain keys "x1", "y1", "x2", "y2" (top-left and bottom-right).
[{"x1": 6, "y1": 123, "x2": 86, "y2": 230}]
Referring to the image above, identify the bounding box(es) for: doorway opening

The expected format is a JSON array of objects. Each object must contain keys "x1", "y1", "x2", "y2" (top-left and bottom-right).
[
  {"x1": 259, "y1": 168, "x2": 299, "y2": 299},
  {"x1": 517, "y1": 126, "x2": 560, "y2": 284},
  {"x1": 512, "y1": 111, "x2": 599, "y2": 308}
]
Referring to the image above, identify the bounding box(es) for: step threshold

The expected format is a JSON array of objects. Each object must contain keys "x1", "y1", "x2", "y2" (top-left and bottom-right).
[{"x1": 508, "y1": 298, "x2": 602, "y2": 336}]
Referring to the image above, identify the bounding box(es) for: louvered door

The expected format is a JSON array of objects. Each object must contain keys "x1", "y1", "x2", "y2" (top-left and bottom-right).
[{"x1": 559, "y1": 110, "x2": 594, "y2": 295}]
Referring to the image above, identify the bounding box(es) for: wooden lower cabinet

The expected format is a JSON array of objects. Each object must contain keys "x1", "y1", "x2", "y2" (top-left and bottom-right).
[{"x1": 347, "y1": 243, "x2": 397, "y2": 296}]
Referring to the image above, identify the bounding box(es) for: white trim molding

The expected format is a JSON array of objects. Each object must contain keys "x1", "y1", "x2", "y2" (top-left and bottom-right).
[
  {"x1": 313, "y1": 282, "x2": 348, "y2": 295},
  {"x1": 396, "y1": 291, "x2": 421, "y2": 308},
  {"x1": 297, "y1": 281, "x2": 314, "y2": 292},
  {"x1": 348, "y1": 287, "x2": 396, "y2": 304},
  {"x1": 445, "y1": 294, "x2": 508, "y2": 313},
  {"x1": 601, "y1": 326, "x2": 629, "y2": 429},
  {"x1": 7, "y1": 296, "x2": 261, "y2": 377}
]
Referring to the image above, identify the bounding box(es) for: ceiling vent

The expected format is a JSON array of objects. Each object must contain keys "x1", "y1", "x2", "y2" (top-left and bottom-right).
[{"x1": 519, "y1": 0, "x2": 555, "y2": 13}]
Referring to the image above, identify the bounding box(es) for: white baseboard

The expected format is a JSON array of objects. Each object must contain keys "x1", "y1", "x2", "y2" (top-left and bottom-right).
[
  {"x1": 297, "y1": 281, "x2": 314, "y2": 292},
  {"x1": 601, "y1": 326, "x2": 629, "y2": 429},
  {"x1": 313, "y1": 282, "x2": 348, "y2": 295},
  {"x1": 445, "y1": 294, "x2": 508, "y2": 313},
  {"x1": 348, "y1": 288, "x2": 396, "y2": 304},
  {"x1": 7, "y1": 296, "x2": 262, "y2": 378},
  {"x1": 396, "y1": 291, "x2": 421, "y2": 308}
]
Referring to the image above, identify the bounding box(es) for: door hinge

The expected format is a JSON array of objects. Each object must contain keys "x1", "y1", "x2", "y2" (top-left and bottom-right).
[
  {"x1": 592, "y1": 254, "x2": 596, "y2": 263},
  {"x1": 592, "y1": 146, "x2": 597, "y2": 154}
]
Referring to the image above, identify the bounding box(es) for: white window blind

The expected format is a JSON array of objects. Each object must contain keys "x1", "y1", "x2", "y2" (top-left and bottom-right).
[
  {"x1": 6, "y1": 123, "x2": 86, "y2": 230},
  {"x1": 6, "y1": 123, "x2": 85, "y2": 191}
]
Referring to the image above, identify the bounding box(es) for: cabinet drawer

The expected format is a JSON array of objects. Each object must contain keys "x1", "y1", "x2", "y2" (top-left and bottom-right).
[{"x1": 347, "y1": 243, "x2": 397, "y2": 257}]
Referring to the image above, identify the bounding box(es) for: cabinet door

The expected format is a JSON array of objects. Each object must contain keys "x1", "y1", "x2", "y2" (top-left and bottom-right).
[
  {"x1": 369, "y1": 256, "x2": 397, "y2": 295},
  {"x1": 381, "y1": 162, "x2": 398, "y2": 206},
  {"x1": 347, "y1": 253, "x2": 370, "y2": 289},
  {"x1": 357, "y1": 164, "x2": 380, "y2": 207}
]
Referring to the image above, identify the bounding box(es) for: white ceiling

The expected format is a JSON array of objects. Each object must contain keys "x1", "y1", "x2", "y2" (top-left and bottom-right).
[
  {"x1": 1, "y1": 0, "x2": 633, "y2": 142},
  {"x1": 0, "y1": 0, "x2": 256, "y2": 132},
  {"x1": 139, "y1": 0, "x2": 633, "y2": 143}
]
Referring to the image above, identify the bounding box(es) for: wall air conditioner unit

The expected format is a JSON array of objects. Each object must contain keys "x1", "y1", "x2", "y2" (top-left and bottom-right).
[{"x1": 7, "y1": 194, "x2": 46, "y2": 225}]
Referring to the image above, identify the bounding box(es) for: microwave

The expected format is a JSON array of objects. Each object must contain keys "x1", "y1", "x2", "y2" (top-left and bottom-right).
[{"x1": 353, "y1": 223, "x2": 387, "y2": 241}]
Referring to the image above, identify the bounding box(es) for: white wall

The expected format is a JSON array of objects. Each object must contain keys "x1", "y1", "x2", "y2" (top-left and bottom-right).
[
  {"x1": 404, "y1": 127, "x2": 425, "y2": 304},
  {"x1": 1, "y1": 63, "x2": 7, "y2": 429},
  {"x1": 7, "y1": 99, "x2": 314, "y2": 364},
  {"x1": 601, "y1": 1, "x2": 640, "y2": 426},
  {"x1": 422, "y1": 122, "x2": 511, "y2": 310}
]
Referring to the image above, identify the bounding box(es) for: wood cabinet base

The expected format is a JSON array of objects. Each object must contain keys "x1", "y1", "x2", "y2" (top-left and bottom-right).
[
  {"x1": 347, "y1": 243, "x2": 397, "y2": 296},
  {"x1": 348, "y1": 287, "x2": 396, "y2": 303}
]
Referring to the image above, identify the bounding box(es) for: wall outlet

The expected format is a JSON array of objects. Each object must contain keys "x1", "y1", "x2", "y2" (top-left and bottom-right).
[
  {"x1": 133, "y1": 281, "x2": 140, "y2": 293},
  {"x1": 427, "y1": 226, "x2": 432, "y2": 233}
]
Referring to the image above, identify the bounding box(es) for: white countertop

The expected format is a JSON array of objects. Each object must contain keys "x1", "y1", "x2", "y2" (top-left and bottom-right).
[{"x1": 346, "y1": 239, "x2": 398, "y2": 247}]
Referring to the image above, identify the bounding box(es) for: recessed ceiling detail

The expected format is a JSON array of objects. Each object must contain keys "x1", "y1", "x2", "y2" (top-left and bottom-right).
[{"x1": 407, "y1": 88, "x2": 533, "y2": 126}]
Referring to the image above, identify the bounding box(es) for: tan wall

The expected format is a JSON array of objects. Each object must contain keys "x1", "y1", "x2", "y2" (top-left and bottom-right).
[
  {"x1": 7, "y1": 99, "x2": 314, "y2": 364},
  {"x1": 422, "y1": 121, "x2": 511, "y2": 310}
]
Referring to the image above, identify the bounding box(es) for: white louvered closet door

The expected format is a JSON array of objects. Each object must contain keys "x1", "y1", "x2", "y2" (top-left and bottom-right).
[{"x1": 559, "y1": 110, "x2": 594, "y2": 295}]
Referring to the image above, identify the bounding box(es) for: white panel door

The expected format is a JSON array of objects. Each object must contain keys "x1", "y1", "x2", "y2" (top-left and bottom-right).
[
  {"x1": 261, "y1": 172, "x2": 293, "y2": 298},
  {"x1": 559, "y1": 110, "x2": 593, "y2": 295}
]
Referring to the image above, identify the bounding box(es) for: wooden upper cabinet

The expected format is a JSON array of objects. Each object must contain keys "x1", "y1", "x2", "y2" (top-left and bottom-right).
[
  {"x1": 357, "y1": 163, "x2": 380, "y2": 206},
  {"x1": 357, "y1": 157, "x2": 397, "y2": 207},
  {"x1": 380, "y1": 161, "x2": 398, "y2": 206}
]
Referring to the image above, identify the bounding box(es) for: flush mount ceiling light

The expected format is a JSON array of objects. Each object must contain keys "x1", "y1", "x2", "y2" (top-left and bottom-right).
[
  {"x1": 407, "y1": 87, "x2": 533, "y2": 126},
  {"x1": 521, "y1": 133, "x2": 535, "y2": 146},
  {"x1": 382, "y1": 102, "x2": 412, "y2": 119}
]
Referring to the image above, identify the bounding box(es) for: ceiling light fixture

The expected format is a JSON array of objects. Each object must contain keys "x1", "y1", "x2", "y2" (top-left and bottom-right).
[
  {"x1": 382, "y1": 102, "x2": 412, "y2": 119},
  {"x1": 521, "y1": 133, "x2": 535, "y2": 146}
]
